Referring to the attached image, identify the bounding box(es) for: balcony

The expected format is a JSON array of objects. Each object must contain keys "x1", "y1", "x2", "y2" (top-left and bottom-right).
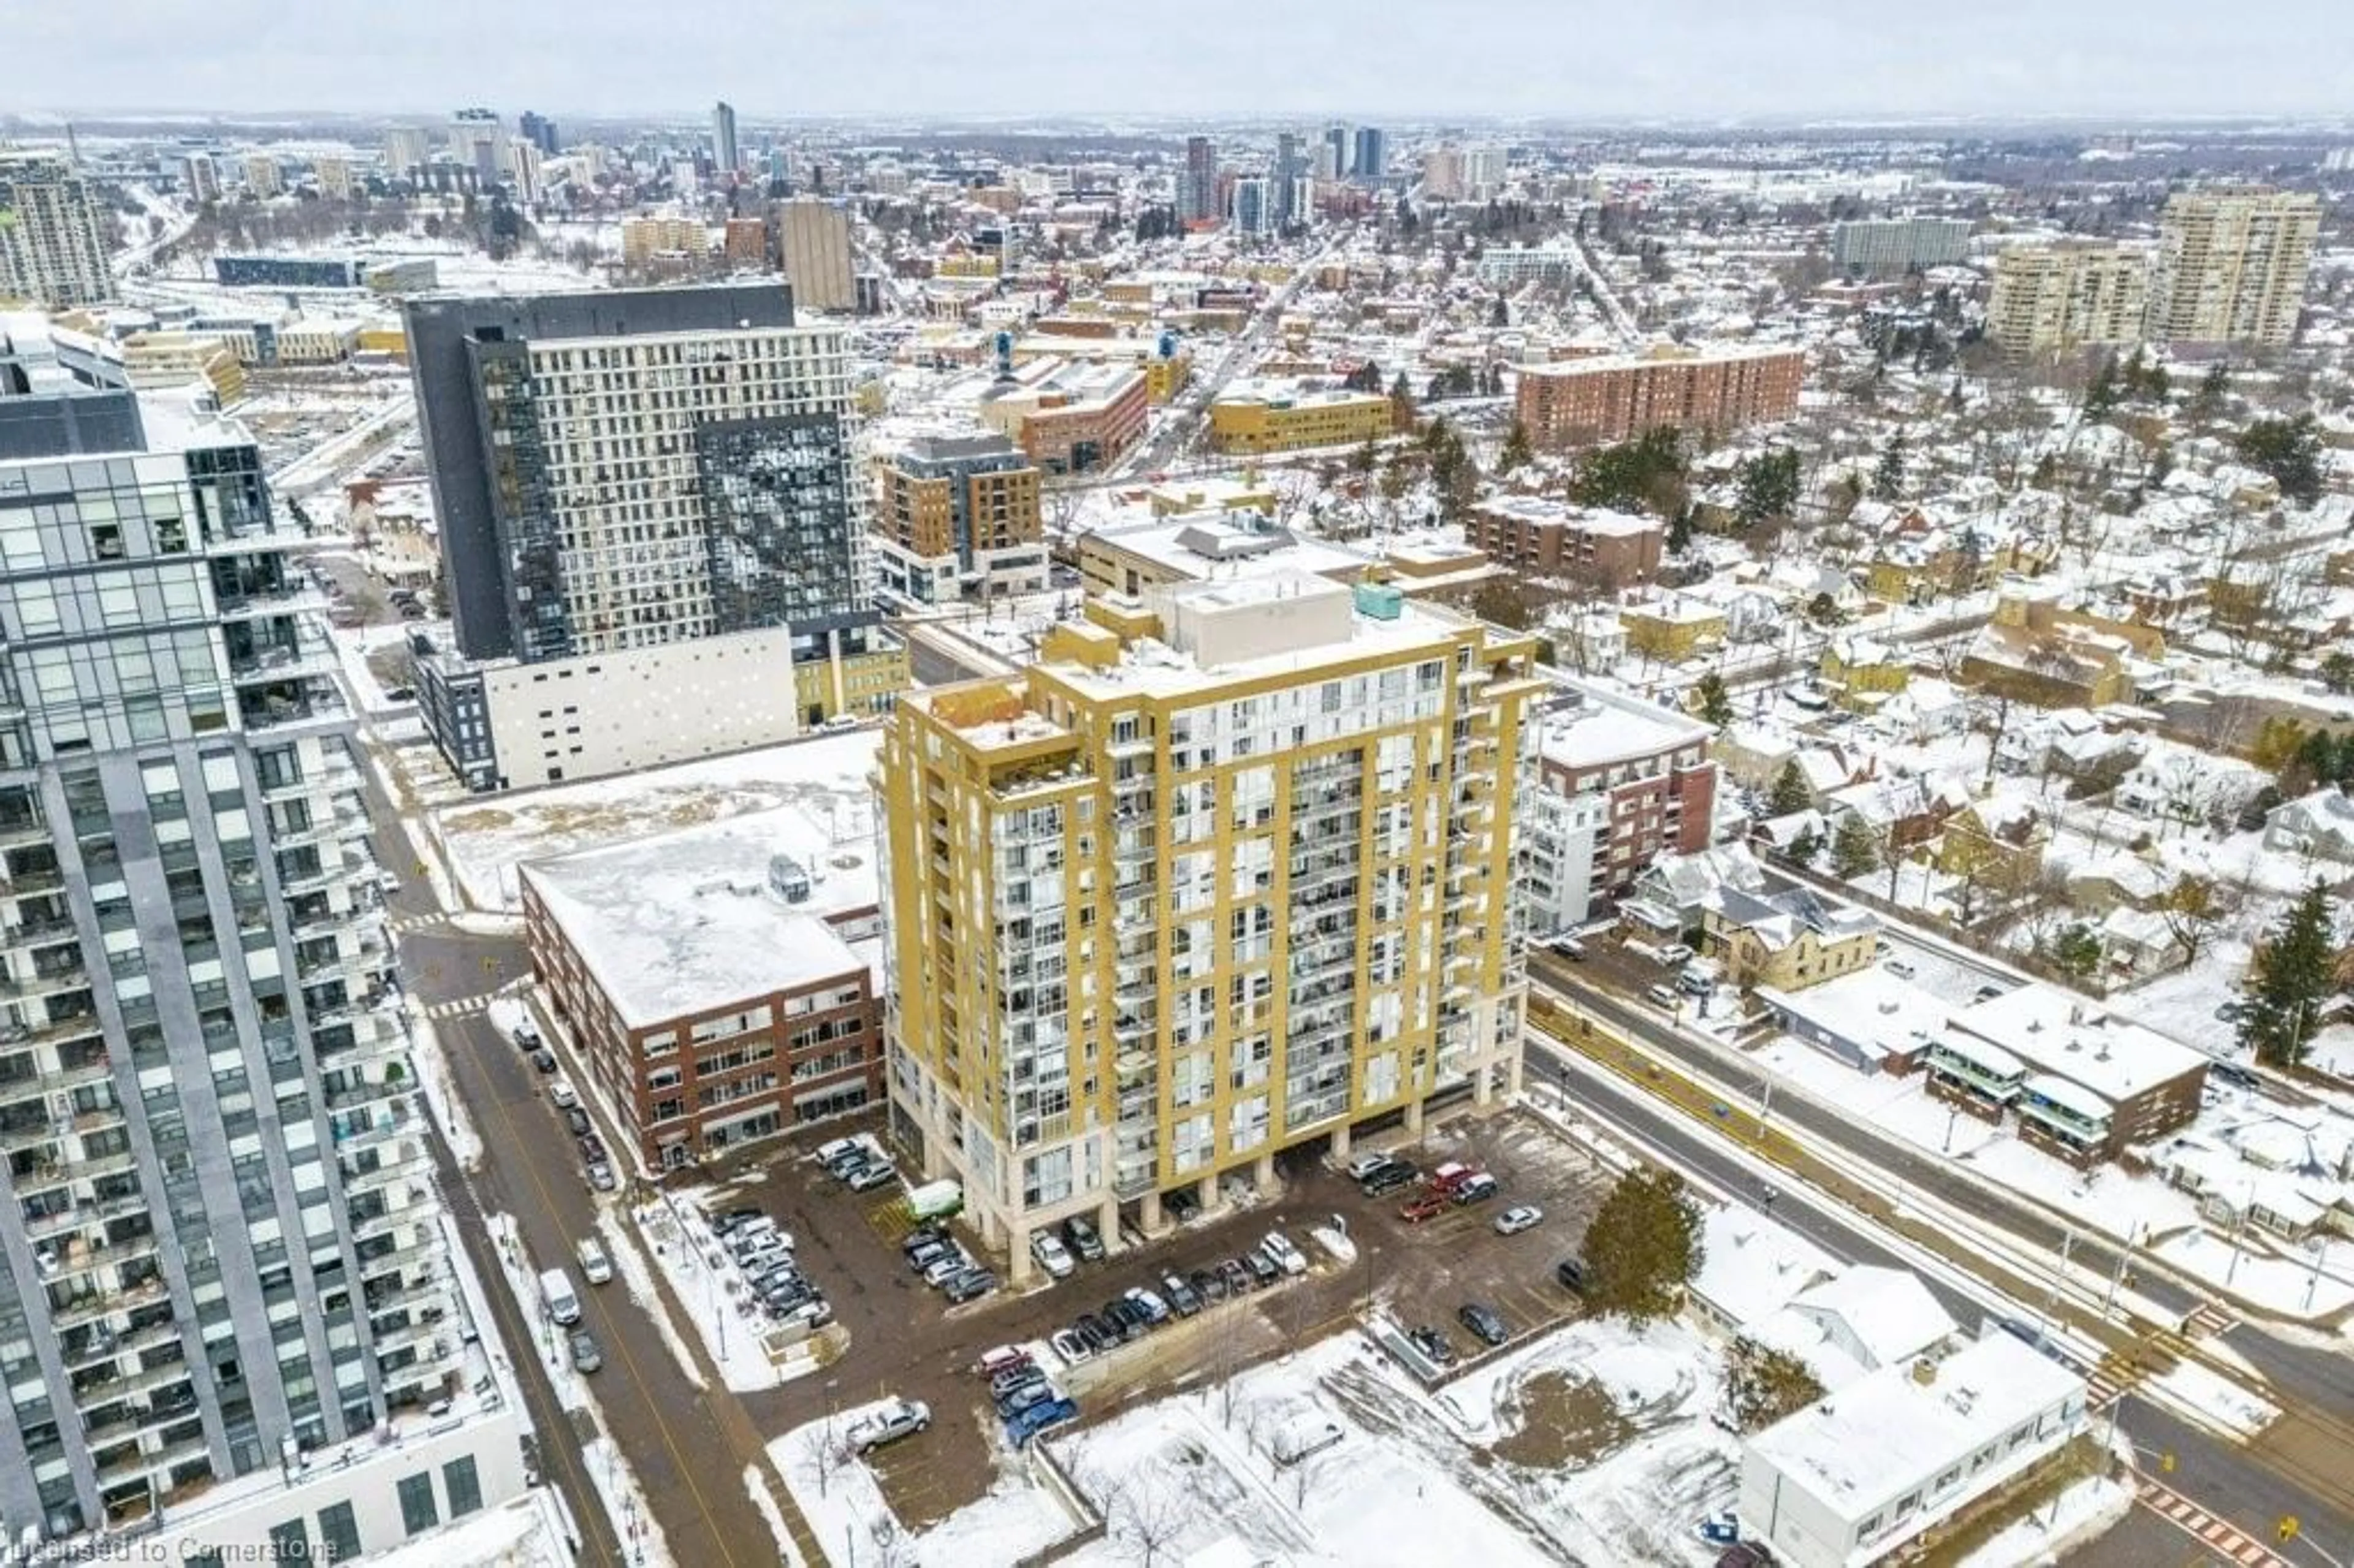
[
  {"x1": 236, "y1": 678, "x2": 349, "y2": 736},
  {"x1": 54, "y1": 1276, "x2": 167, "y2": 1330},
  {"x1": 325, "y1": 1073, "x2": 410, "y2": 1114}
]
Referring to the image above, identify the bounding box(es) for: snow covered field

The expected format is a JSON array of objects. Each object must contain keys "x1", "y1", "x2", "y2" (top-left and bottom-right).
[{"x1": 434, "y1": 729, "x2": 882, "y2": 910}]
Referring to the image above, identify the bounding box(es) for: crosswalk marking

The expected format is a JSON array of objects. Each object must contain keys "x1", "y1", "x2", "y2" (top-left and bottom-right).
[
  {"x1": 2185, "y1": 1301, "x2": 2239, "y2": 1338},
  {"x1": 2136, "y1": 1477, "x2": 2287, "y2": 1568},
  {"x1": 422, "y1": 997, "x2": 490, "y2": 1022}
]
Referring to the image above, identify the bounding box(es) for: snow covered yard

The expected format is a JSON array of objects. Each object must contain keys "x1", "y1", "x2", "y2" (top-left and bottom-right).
[
  {"x1": 433, "y1": 729, "x2": 882, "y2": 910},
  {"x1": 771, "y1": 1397, "x2": 1079, "y2": 1568}
]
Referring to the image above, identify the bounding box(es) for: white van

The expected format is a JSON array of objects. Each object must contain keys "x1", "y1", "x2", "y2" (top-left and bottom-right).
[
  {"x1": 538, "y1": 1266, "x2": 582, "y2": 1326},
  {"x1": 576, "y1": 1237, "x2": 614, "y2": 1286}
]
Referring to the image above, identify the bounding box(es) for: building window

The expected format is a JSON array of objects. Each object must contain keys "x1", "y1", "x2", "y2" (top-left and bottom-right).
[
  {"x1": 267, "y1": 1520, "x2": 310, "y2": 1562},
  {"x1": 443, "y1": 1455, "x2": 483, "y2": 1518},
  {"x1": 316, "y1": 1501, "x2": 362, "y2": 1562},
  {"x1": 397, "y1": 1471, "x2": 439, "y2": 1536}
]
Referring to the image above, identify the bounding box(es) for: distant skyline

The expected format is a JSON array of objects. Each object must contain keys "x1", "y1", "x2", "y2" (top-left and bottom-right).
[{"x1": 12, "y1": 0, "x2": 2354, "y2": 123}]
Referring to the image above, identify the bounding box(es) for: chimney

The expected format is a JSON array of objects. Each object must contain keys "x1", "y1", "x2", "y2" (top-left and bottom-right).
[{"x1": 1911, "y1": 1357, "x2": 1938, "y2": 1387}]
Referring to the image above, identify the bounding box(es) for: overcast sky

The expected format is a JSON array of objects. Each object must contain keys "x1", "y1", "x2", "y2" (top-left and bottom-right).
[{"x1": 14, "y1": 1, "x2": 2354, "y2": 121}]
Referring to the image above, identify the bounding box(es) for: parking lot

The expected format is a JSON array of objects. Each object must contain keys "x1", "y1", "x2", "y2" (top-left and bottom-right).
[{"x1": 691, "y1": 1100, "x2": 1626, "y2": 1530}]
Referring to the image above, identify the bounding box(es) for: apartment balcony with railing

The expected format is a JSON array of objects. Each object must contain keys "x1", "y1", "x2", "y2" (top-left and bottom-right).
[{"x1": 235, "y1": 674, "x2": 349, "y2": 736}]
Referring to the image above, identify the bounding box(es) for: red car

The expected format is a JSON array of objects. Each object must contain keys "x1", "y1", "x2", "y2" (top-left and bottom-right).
[{"x1": 1400, "y1": 1192, "x2": 1450, "y2": 1224}]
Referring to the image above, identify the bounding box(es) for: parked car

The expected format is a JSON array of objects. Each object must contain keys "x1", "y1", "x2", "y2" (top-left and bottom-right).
[
  {"x1": 1555, "y1": 1257, "x2": 1590, "y2": 1294},
  {"x1": 1049, "y1": 1328, "x2": 1093, "y2": 1365},
  {"x1": 1005, "y1": 1395, "x2": 1079, "y2": 1447},
  {"x1": 1400, "y1": 1192, "x2": 1450, "y2": 1224},
  {"x1": 563, "y1": 1107, "x2": 592, "y2": 1137},
  {"x1": 1656, "y1": 943, "x2": 1694, "y2": 966},
  {"x1": 512, "y1": 1020, "x2": 540, "y2": 1048},
  {"x1": 942, "y1": 1268, "x2": 997, "y2": 1304},
  {"x1": 568, "y1": 1331, "x2": 602, "y2": 1373},
  {"x1": 1101, "y1": 1298, "x2": 1147, "y2": 1341},
  {"x1": 1218, "y1": 1259, "x2": 1253, "y2": 1296},
  {"x1": 1884, "y1": 958, "x2": 1917, "y2": 980},
  {"x1": 1548, "y1": 936, "x2": 1588, "y2": 961},
  {"x1": 1124, "y1": 1286, "x2": 1171, "y2": 1325},
  {"x1": 576, "y1": 1237, "x2": 614, "y2": 1285},
  {"x1": 1345, "y1": 1153, "x2": 1396, "y2": 1182},
  {"x1": 1458, "y1": 1302, "x2": 1509, "y2": 1347},
  {"x1": 849, "y1": 1399, "x2": 930, "y2": 1455},
  {"x1": 1072, "y1": 1314, "x2": 1116, "y2": 1355},
  {"x1": 586, "y1": 1163, "x2": 616, "y2": 1193},
  {"x1": 1030, "y1": 1231, "x2": 1076, "y2": 1279},
  {"x1": 907, "y1": 1238, "x2": 954, "y2": 1273},
  {"x1": 1191, "y1": 1266, "x2": 1226, "y2": 1304},
  {"x1": 923, "y1": 1252, "x2": 973, "y2": 1287},
  {"x1": 1491, "y1": 1205, "x2": 1544, "y2": 1236},
  {"x1": 1451, "y1": 1173, "x2": 1501, "y2": 1206},
  {"x1": 973, "y1": 1345, "x2": 1032, "y2": 1380},
  {"x1": 989, "y1": 1364, "x2": 1048, "y2": 1401},
  {"x1": 550, "y1": 1080, "x2": 578, "y2": 1109},
  {"x1": 1406, "y1": 1325, "x2": 1457, "y2": 1367},
  {"x1": 1244, "y1": 1249, "x2": 1281, "y2": 1288},
  {"x1": 1062, "y1": 1214, "x2": 1107, "y2": 1262},
  {"x1": 1260, "y1": 1231, "x2": 1306, "y2": 1275},
  {"x1": 845, "y1": 1162, "x2": 899, "y2": 1193},
  {"x1": 1165, "y1": 1187, "x2": 1202, "y2": 1224},
  {"x1": 1360, "y1": 1160, "x2": 1419, "y2": 1197},
  {"x1": 1160, "y1": 1273, "x2": 1203, "y2": 1317},
  {"x1": 1645, "y1": 983, "x2": 1682, "y2": 1009},
  {"x1": 532, "y1": 1048, "x2": 558, "y2": 1074},
  {"x1": 996, "y1": 1380, "x2": 1058, "y2": 1418}
]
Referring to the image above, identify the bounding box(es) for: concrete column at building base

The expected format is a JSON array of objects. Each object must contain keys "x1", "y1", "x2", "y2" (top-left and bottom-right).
[
  {"x1": 1098, "y1": 1195, "x2": 1121, "y2": 1254},
  {"x1": 1254, "y1": 1152, "x2": 1277, "y2": 1196},
  {"x1": 1404, "y1": 1098, "x2": 1426, "y2": 1135},
  {"x1": 1140, "y1": 1190, "x2": 1165, "y2": 1236},
  {"x1": 1331, "y1": 1123, "x2": 1353, "y2": 1159},
  {"x1": 1007, "y1": 1222, "x2": 1032, "y2": 1285}
]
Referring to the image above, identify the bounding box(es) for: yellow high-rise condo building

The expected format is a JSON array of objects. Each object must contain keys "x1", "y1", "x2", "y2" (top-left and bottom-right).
[{"x1": 877, "y1": 571, "x2": 1542, "y2": 1277}]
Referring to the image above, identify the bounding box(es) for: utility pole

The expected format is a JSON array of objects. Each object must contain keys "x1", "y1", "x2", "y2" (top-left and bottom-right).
[
  {"x1": 2225, "y1": 1181, "x2": 2253, "y2": 1288},
  {"x1": 2036, "y1": 1229, "x2": 2075, "y2": 1341},
  {"x1": 2101, "y1": 1225, "x2": 2136, "y2": 1321}
]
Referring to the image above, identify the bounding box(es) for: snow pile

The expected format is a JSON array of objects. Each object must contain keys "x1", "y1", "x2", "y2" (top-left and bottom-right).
[
  {"x1": 2149, "y1": 1230, "x2": 2354, "y2": 1319},
  {"x1": 1309, "y1": 1224, "x2": 1358, "y2": 1265},
  {"x1": 407, "y1": 1005, "x2": 482, "y2": 1171},
  {"x1": 742, "y1": 1465, "x2": 806, "y2": 1567},
  {"x1": 362, "y1": 1491, "x2": 571, "y2": 1567}
]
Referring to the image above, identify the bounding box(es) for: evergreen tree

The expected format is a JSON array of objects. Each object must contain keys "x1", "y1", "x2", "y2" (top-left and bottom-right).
[
  {"x1": 1695, "y1": 672, "x2": 1734, "y2": 728},
  {"x1": 1582, "y1": 1168, "x2": 1705, "y2": 1326},
  {"x1": 1767, "y1": 760, "x2": 1813, "y2": 818},
  {"x1": 1490, "y1": 295, "x2": 1510, "y2": 328},
  {"x1": 1830, "y1": 813, "x2": 1880, "y2": 879},
  {"x1": 1388, "y1": 371, "x2": 1417, "y2": 433},
  {"x1": 1499, "y1": 421, "x2": 1534, "y2": 473},
  {"x1": 1787, "y1": 825, "x2": 1821, "y2": 866},
  {"x1": 2045, "y1": 923, "x2": 2104, "y2": 979},
  {"x1": 2240, "y1": 881, "x2": 2336, "y2": 1067},
  {"x1": 2188, "y1": 361, "x2": 2231, "y2": 423},
  {"x1": 2235, "y1": 414, "x2": 2323, "y2": 506},
  {"x1": 1723, "y1": 1337, "x2": 1827, "y2": 1433},
  {"x1": 1870, "y1": 433, "x2": 1906, "y2": 501},
  {"x1": 1735, "y1": 449, "x2": 1802, "y2": 528}
]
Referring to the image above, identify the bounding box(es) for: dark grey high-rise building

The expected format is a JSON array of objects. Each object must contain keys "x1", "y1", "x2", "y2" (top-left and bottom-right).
[
  {"x1": 1178, "y1": 135, "x2": 1219, "y2": 225},
  {"x1": 517, "y1": 111, "x2": 559, "y2": 157},
  {"x1": 1273, "y1": 132, "x2": 1304, "y2": 228},
  {"x1": 0, "y1": 378, "x2": 498, "y2": 1540},
  {"x1": 403, "y1": 284, "x2": 894, "y2": 790},
  {"x1": 1324, "y1": 124, "x2": 1350, "y2": 180},
  {"x1": 712, "y1": 101, "x2": 740, "y2": 177},
  {"x1": 1352, "y1": 126, "x2": 1386, "y2": 183}
]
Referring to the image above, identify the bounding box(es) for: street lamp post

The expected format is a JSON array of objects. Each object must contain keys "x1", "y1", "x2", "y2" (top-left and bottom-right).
[{"x1": 2225, "y1": 1180, "x2": 2254, "y2": 1288}]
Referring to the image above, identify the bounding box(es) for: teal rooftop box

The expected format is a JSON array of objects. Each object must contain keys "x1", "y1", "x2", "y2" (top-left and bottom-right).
[{"x1": 1353, "y1": 582, "x2": 1404, "y2": 621}]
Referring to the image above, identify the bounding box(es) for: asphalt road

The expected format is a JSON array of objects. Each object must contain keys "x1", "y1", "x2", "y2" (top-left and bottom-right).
[{"x1": 1527, "y1": 973, "x2": 2354, "y2": 1567}]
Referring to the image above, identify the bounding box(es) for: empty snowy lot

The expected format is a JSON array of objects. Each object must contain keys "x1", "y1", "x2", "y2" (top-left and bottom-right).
[{"x1": 775, "y1": 1316, "x2": 1737, "y2": 1567}]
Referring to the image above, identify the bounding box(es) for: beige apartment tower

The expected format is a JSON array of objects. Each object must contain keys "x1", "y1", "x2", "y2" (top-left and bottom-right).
[
  {"x1": 780, "y1": 197, "x2": 855, "y2": 310},
  {"x1": 1986, "y1": 245, "x2": 2149, "y2": 357},
  {"x1": 0, "y1": 150, "x2": 115, "y2": 308},
  {"x1": 877, "y1": 572, "x2": 1542, "y2": 1279},
  {"x1": 2146, "y1": 188, "x2": 2318, "y2": 348}
]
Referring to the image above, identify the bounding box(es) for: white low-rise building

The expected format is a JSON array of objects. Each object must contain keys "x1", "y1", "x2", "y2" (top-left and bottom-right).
[{"x1": 1740, "y1": 1331, "x2": 2088, "y2": 1568}]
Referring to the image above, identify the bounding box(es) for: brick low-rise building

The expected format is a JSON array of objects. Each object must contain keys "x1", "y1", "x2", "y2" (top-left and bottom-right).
[
  {"x1": 520, "y1": 810, "x2": 886, "y2": 1171},
  {"x1": 1466, "y1": 495, "x2": 1664, "y2": 585},
  {"x1": 1515, "y1": 344, "x2": 1804, "y2": 451}
]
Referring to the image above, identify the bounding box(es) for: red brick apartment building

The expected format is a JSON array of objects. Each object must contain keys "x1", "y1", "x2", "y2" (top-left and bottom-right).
[
  {"x1": 1515, "y1": 345, "x2": 1806, "y2": 450},
  {"x1": 519, "y1": 813, "x2": 885, "y2": 1171},
  {"x1": 1467, "y1": 496, "x2": 1665, "y2": 585}
]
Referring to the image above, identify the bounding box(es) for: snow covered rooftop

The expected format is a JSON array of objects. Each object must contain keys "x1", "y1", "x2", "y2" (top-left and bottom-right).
[
  {"x1": 1534, "y1": 679, "x2": 1712, "y2": 772},
  {"x1": 1691, "y1": 1205, "x2": 1840, "y2": 1331},
  {"x1": 520, "y1": 810, "x2": 874, "y2": 1028},
  {"x1": 1746, "y1": 1332, "x2": 2084, "y2": 1522},
  {"x1": 1946, "y1": 983, "x2": 2209, "y2": 1105}
]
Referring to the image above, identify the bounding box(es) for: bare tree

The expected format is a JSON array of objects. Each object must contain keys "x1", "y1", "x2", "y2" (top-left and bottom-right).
[{"x1": 1105, "y1": 1471, "x2": 1192, "y2": 1567}]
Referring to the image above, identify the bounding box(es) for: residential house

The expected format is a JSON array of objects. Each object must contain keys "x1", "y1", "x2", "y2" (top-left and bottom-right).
[
  {"x1": 1621, "y1": 593, "x2": 1728, "y2": 661},
  {"x1": 1756, "y1": 1266, "x2": 1959, "y2": 1391},
  {"x1": 1878, "y1": 678, "x2": 1972, "y2": 742},
  {"x1": 1819, "y1": 636, "x2": 1910, "y2": 713},
  {"x1": 1631, "y1": 843, "x2": 1772, "y2": 933},
  {"x1": 1823, "y1": 772, "x2": 1968, "y2": 858},
  {"x1": 2264, "y1": 788, "x2": 2354, "y2": 864},
  {"x1": 1936, "y1": 796, "x2": 2051, "y2": 893},
  {"x1": 1758, "y1": 967, "x2": 1943, "y2": 1075},
  {"x1": 1702, "y1": 883, "x2": 1881, "y2": 991},
  {"x1": 1689, "y1": 1205, "x2": 1840, "y2": 1337},
  {"x1": 2117, "y1": 750, "x2": 2264, "y2": 829}
]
